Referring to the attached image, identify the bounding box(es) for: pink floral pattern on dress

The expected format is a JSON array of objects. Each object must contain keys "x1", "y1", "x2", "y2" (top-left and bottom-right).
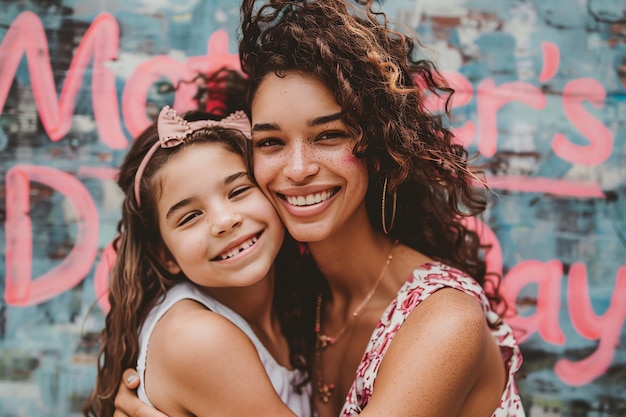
[{"x1": 340, "y1": 262, "x2": 526, "y2": 416}]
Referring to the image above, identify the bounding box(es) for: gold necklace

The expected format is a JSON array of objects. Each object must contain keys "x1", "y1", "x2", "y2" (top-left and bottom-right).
[{"x1": 314, "y1": 242, "x2": 396, "y2": 403}]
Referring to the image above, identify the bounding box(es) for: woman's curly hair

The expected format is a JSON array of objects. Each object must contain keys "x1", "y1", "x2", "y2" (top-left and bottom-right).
[{"x1": 239, "y1": 0, "x2": 504, "y2": 314}]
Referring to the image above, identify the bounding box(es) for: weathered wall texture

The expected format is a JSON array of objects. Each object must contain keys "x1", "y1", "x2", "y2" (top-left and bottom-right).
[{"x1": 0, "y1": 0, "x2": 624, "y2": 416}]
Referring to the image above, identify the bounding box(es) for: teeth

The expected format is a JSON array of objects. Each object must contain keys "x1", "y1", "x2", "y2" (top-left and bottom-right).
[
  {"x1": 286, "y1": 190, "x2": 333, "y2": 207},
  {"x1": 219, "y1": 236, "x2": 258, "y2": 260}
]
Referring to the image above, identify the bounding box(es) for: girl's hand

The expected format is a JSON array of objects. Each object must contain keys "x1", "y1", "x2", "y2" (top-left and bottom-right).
[{"x1": 113, "y1": 369, "x2": 168, "y2": 417}]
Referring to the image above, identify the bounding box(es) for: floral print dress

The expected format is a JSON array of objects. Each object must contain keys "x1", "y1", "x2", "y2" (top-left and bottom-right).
[{"x1": 340, "y1": 262, "x2": 526, "y2": 417}]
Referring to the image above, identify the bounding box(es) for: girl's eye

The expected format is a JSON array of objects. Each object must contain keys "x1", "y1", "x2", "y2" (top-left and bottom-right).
[
  {"x1": 230, "y1": 185, "x2": 253, "y2": 199},
  {"x1": 178, "y1": 211, "x2": 201, "y2": 226}
]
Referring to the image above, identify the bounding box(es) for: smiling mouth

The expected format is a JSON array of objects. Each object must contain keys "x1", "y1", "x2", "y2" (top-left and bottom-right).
[
  {"x1": 212, "y1": 233, "x2": 261, "y2": 261},
  {"x1": 280, "y1": 187, "x2": 339, "y2": 207}
]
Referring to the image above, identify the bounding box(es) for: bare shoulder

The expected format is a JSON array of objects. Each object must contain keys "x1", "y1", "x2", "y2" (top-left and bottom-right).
[
  {"x1": 399, "y1": 287, "x2": 491, "y2": 362},
  {"x1": 362, "y1": 289, "x2": 502, "y2": 416},
  {"x1": 411, "y1": 287, "x2": 486, "y2": 331},
  {"x1": 150, "y1": 299, "x2": 257, "y2": 372},
  {"x1": 144, "y1": 299, "x2": 295, "y2": 416},
  {"x1": 145, "y1": 299, "x2": 266, "y2": 414}
]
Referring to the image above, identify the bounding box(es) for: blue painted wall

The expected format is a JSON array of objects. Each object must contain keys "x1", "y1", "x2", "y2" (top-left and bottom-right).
[{"x1": 1, "y1": 0, "x2": 624, "y2": 416}]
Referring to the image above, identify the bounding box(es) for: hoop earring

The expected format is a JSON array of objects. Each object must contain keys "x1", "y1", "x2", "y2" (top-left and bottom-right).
[{"x1": 381, "y1": 176, "x2": 397, "y2": 235}]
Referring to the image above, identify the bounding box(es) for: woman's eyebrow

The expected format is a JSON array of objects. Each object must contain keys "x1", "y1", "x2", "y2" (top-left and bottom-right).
[
  {"x1": 252, "y1": 112, "x2": 342, "y2": 132},
  {"x1": 251, "y1": 122, "x2": 278, "y2": 133},
  {"x1": 309, "y1": 112, "x2": 342, "y2": 127}
]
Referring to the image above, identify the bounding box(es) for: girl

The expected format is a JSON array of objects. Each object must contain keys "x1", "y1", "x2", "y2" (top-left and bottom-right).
[
  {"x1": 84, "y1": 102, "x2": 311, "y2": 416},
  {"x1": 115, "y1": 0, "x2": 526, "y2": 416}
]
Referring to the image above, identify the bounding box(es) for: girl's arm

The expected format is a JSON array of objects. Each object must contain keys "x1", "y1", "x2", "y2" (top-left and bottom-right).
[
  {"x1": 358, "y1": 288, "x2": 505, "y2": 417},
  {"x1": 115, "y1": 300, "x2": 297, "y2": 417}
]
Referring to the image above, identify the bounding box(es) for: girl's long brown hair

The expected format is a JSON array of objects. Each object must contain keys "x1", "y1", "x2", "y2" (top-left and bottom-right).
[
  {"x1": 83, "y1": 70, "x2": 309, "y2": 416},
  {"x1": 239, "y1": 0, "x2": 504, "y2": 316}
]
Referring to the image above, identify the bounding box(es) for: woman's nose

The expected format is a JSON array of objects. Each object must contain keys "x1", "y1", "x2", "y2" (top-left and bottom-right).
[{"x1": 282, "y1": 142, "x2": 319, "y2": 182}]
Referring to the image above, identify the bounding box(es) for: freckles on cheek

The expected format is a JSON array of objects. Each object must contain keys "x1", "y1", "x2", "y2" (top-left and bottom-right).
[
  {"x1": 252, "y1": 161, "x2": 270, "y2": 187},
  {"x1": 253, "y1": 155, "x2": 284, "y2": 183}
]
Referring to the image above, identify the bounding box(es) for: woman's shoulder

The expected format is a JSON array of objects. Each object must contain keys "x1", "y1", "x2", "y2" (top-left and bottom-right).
[
  {"x1": 393, "y1": 245, "x2": 483, "y2": 293},
  {"x1": 404, "y1": 282, "x2": 487, "y2": 330},
  {"x1": 388, "y1": 260, "x2": 494, "y2": 348},
  {"x1": 402, "y1": 261, "x2": 487, "y2": 303},
  {"x1": 361, "y1": 284, "x2": 500, "y2": 415}
]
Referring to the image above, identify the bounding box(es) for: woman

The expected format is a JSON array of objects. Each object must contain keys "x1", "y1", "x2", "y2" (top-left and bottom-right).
[{"x1": 114, "y1": 1, "x2": 525, "y2": 416}]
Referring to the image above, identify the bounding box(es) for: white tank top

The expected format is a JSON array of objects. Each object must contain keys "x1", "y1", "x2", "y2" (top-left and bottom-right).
[{"x1": 137, "y1": 281, "x2": 311, "y2": 416}]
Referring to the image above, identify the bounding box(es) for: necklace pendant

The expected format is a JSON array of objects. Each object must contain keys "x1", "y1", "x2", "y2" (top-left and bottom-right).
[
  {"x1": 317, "y1": 381, "x2": 335, "y2": 403},
  {"x1": 318, "y1": 334, "x2": 335, "y2": 348}
]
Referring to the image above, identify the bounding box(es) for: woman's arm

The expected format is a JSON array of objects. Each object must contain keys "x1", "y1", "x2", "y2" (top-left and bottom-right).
[
  {"x1": 114, "y1": 300, "x2": 297, "y2": 417},
  {"x1": 113, "y1": 369, "x2": 165, "y2": 417},
  {"x1": 359, "y1": 288, "x2": 505, "y2": 417}
]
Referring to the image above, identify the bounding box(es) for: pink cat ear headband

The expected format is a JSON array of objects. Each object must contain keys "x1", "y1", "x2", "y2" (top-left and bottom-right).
[{"x1": 133, "y1": 105, "x2": 252, "y2": 206}]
